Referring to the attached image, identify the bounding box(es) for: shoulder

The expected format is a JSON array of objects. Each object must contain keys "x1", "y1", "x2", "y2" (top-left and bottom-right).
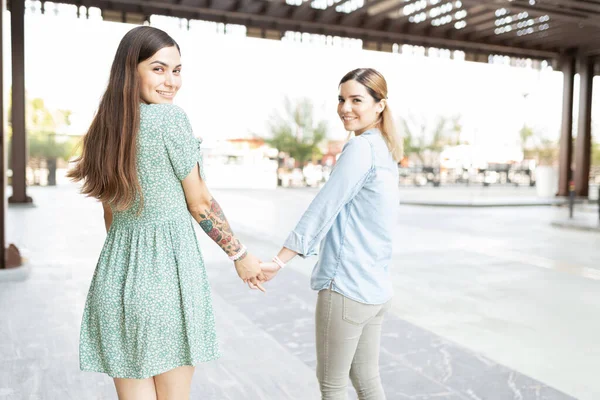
[
  {"x1": 145, "y1": 104, "x2": 193, "y2": 139},
  {"x1": 343, "y1": 135, "x2": 373, "y2": 155},
  {"x1": 359, "y1": 129, "x2": 390, "y2": 153},
  {"x1": 143, "y1": 103, "x2": 189, "y2": 122},
  {"x1": 339, "y1": 135, "x2": 373, "y2": 169}
]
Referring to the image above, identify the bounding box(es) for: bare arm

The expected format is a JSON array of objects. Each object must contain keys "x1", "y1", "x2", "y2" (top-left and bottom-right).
[
  {"x1": 277, "y1": 247, "x2": 298, "y2": 264},
  {"x1": 102, "y1": 202, "x2": 113, "y2": 233},
  {"x1": 181, "y1": 164, "x2": 265, "y2": 287},
  {"x1": 181, "y1": 164, "x2": 244, "y2": 257},
  {"x1": 258, "y1": 247, "x2": 298, "y2": 283}
]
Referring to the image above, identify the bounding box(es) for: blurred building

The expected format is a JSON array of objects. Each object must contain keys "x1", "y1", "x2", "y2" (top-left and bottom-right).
[
  {"x1": 202, "y1": 137, "x2": 278, "y2": 189},
  {"x1": 320, "y1": 140, "x2": 345, "y2": 167}
]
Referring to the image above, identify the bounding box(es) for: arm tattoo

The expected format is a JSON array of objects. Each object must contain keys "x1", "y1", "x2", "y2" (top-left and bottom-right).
[{"x1": 198, "y1": 198, "x2": 246, "y2": 259}]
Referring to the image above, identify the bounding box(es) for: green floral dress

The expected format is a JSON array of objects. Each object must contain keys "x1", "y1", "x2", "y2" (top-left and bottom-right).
[{"x1": 79, "y1": 103, "x2": 221, "y2": 379}]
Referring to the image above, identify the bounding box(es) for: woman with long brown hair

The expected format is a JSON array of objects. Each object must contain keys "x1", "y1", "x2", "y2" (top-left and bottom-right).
[
  {"x1": 69, "y1": 26, "x2": 265, "y2": 400},
  {"x1": 259, "y1": 68, "x2": 402, "y2": 399}
]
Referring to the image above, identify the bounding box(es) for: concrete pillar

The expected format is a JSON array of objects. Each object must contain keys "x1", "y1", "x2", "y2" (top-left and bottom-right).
[
  {"x1": 574, "y1": 55, "x2": 594, "y2": 197},
  {"x1": 8, "y1": 0, "x2": 31, "y2": 204},
  {"x1": 558, "y1": 56, "x2": 575, "y2": 196}
]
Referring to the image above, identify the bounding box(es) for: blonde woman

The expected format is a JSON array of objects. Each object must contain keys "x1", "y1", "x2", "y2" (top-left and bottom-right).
[{"x1": 259, "y1": 68, "x2": 402, "y2": 400}]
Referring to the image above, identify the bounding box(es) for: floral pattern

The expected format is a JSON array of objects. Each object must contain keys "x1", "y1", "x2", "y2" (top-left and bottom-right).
[{"x1": 79, "y1": 103, "x2": 220, "y2": 379}]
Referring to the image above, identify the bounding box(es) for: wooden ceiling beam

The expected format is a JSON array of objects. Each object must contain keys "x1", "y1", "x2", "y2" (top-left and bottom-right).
[
  {"x1": 81, "y1": 0, "x2": 558, "y2": 57},
  {"x1": 291, "y1": 0, "x2": 315, "y2": 19},
  {"x1": 339, "y1": 0, "x2": 392, "y2": 25}
]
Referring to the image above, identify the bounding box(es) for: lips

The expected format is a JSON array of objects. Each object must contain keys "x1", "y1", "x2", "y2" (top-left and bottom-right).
[{"x1": 157, "y1": 90, "x2": 175, "y2": 97}]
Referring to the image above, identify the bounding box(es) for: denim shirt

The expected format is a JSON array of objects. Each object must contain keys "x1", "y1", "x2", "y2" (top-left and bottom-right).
[{"x1": 283, "y1": 128, "x2": 399, "y2": 305}]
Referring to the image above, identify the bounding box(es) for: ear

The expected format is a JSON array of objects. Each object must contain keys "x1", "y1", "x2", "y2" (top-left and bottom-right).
[{"x1": 378, "y1": 99, "x2": 386, "y2": 114}]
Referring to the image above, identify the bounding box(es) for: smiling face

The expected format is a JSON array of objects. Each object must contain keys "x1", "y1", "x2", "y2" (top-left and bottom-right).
[
  {"x1": 337, "y1": 79, "x2": 385, "y2": 135},
  {"x1": 137, "y1": 46, "x2": 182, "y2": 104}
]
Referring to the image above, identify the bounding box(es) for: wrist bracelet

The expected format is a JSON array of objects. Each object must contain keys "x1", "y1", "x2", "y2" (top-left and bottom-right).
[
  {"x1": 272, "y1": 256, "x2": 286, "y2": 269},
  {"x1": 230, "y1": 244, "x2": 247, "y2": 261}
]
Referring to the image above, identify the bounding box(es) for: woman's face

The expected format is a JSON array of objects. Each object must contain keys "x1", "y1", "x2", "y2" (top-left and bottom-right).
[
  {"x1": 337, "y1": 79, "x2": 384, "y2": 135},
  {"x1": 137, "y1": 46, "x2": 182, "y2": 104}
]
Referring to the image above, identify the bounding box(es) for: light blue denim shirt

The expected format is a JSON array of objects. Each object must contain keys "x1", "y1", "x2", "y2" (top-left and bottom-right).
[{"x1": 283, "y1": 128, "x2": 399, "y2": 305}]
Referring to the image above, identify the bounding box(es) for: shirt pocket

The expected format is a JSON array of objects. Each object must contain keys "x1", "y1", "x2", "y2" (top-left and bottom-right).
[{"x1": 342, "y1": 295, "x2": 382, "y2": 326}]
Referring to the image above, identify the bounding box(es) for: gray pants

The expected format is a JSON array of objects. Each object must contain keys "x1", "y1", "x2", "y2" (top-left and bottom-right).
[{"x1": 315, "y1": 288, "x2": 391, "y2": 400}]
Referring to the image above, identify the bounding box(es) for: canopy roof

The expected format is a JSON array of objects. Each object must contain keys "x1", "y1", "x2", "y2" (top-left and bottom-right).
[{"x1": 51, "y1": 0, "x2": 600, "y2": 61}]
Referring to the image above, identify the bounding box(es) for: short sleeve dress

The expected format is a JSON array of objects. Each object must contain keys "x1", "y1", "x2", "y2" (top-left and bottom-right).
[{"x1": 79, "y1": 103, "x2": 221, "y2": 379}]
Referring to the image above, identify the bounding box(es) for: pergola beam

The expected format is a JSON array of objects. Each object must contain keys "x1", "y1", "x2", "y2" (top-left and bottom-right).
[
  {"x1": 545, "y1": 0, "x2": 600, "y2": 14},
  {"x1": 505, "y1": 20, "x2": 571, "y2": 45},
  {"x1": 291, "y1": 0, "x2": 315, "y2": 20},
  {"x1": 340, "y1": 0, "x2": 395, "y2": 25},
  {"x1": 56, "y1": 0, "x2": 559, "y2": 57},
  {"x1": 41, "y1": 0, "x2": 600, "y2": 56},
  {"x1": 480, "y1": 1, "x2": 600, "y2": 25}
]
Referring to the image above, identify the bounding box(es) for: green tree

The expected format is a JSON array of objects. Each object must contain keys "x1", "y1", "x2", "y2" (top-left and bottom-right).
[
  {"x1": 519, "y1": 124, "x2": 558, "y2": 166},
  {"x1": 398, "y1": 113, "x2": 460, "y2": 165},
  {"x1": 400, "y1": 117, "x2": 427, "y2": 165},
  {"x1": 25, "y1": 98, "x2": 76, "y2": 185},
  {"x1": 519, "y1": 124, "x2": 535, "y2": 159},
  {"x1": 264, "y1": 98, "x2": 328, "y2": 167},
  {"x1": 7, "y1": 94, "x2": 78, "y2": 185}
]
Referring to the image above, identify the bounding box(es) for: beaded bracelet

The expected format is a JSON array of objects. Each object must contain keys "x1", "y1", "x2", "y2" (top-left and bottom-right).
[
  {"x1": 229, "y1": 244, "x2": 247, "y2": 261},
  {"x1": 272, "y1": 256, "x2": 286, "y2": 269}
]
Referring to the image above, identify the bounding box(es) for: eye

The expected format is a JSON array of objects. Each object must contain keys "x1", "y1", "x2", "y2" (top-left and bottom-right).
[
  {"x1": 153, "y1": 67, "x2": 164, "y2": 72},
  {"x1": 353, "y1": 99, "x2": 361, "y2": 103},
  {"x1": 338, "y1": 98, "x2": 344, "y2": 103},
  {"x1": 173, "y1": 69, "x2": 181, "y2": 75}
]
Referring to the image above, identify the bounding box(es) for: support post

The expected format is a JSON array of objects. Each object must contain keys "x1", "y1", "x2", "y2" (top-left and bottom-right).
[
  {"x1": 558, "y1": 56, "x2": 575, "y2": 196},
  {"x1": 574, "y1": 55, "x2": 593, "y2": 197},
  {"x1": 8, "y1": 0, "x2": 31, "y2": 204}
]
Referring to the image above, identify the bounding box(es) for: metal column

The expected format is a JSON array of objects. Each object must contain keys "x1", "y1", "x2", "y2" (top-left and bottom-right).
[
  {"x1": 558, "y1": 56, "x2": 575, "y2": 197},
  {"x1": 8, "y1": 0, "x2": 31, "y2": 204},
  {"x1": 574, "y1": 55, "x2": 593, "y2": 197}
]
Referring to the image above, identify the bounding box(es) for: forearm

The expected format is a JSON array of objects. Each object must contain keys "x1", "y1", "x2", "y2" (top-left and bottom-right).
[
  {"x1": 277, "y1": 247, "x2": 298, "y2": 264},
  {"x1": 190, "y1": 197, "x2": 246, "y2": 259}
]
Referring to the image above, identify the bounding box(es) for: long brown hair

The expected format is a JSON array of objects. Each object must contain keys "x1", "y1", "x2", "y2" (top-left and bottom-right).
[
  {"x1": 339, "y1": 68, "x2": 403, "y2": 162},
  {"x1": 68, "y1": 26, "x2": 180, "y2": 211}
]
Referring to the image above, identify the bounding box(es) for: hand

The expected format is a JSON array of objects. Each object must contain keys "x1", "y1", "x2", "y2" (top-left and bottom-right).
[
  {"x1": 234, "y1": 252, "x2": 267, "y2": 293},
  {"x1": 258, "y1": 261, "x2": 281, "y2": 283}
]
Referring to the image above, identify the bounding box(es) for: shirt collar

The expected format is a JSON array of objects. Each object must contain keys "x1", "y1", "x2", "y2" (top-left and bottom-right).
[{"x1": 359, "y1": 128, "x2": 381, "y2": 137}]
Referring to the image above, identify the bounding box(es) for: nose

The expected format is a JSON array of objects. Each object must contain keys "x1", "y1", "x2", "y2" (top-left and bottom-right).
[
  {"x1": 164, "y1": 73, "x2": 174, "y2": 87},
  {"x1": 341, "y1": 100, "x2": 352, "y2": 113}
]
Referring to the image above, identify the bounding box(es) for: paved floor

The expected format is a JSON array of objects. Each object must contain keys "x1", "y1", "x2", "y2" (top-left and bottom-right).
[
  {"x1": 551, "y1": 204, "x2": 600, "y2": 233},
  {"x1": 2, "y1": 184, "x2": 599, "y2": 399},
  {"x1": 397, "y1": 184, "x2": 598, "y2": 207}
]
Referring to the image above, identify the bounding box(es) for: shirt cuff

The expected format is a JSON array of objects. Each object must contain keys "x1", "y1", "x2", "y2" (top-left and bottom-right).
[{"x1": 283, "y1": 231, "x2": 318, "y2": 259}]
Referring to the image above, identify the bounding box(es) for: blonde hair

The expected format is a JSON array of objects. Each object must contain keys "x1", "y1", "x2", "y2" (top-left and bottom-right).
[{"x1": 339, "y1": 68, "x2": 403, "y2": 162}]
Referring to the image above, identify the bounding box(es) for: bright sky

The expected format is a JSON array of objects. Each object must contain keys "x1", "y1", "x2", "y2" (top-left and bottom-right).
[{"x1": 3, "y1": 7, "x2": 598, "y2": 150}]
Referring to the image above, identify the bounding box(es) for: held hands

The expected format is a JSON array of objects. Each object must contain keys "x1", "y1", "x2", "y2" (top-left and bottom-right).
[
  {"x1": 258, "y1": 261, "x2": 281, "y2": 283},
  {"x1": 246, "y1": 261, "x2": 281, "y2": 291},
  {"x1": 236, "y1": 250, "x2": 288, "y2": 292},
  {"x1": 247, "y1": 256, "x2": 284, "y2": 290},
  {"x1": 234, "y1": 252, "x2": 267, "y2": 293}
]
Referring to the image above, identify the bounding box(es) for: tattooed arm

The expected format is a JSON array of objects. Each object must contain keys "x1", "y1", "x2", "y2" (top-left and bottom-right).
[
  {"x1": 181, "y1": 164, "x2": 265, "y2": 287},
  {"x1": 196, "y1": 197, "x2": 244, "y2": 258}
]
